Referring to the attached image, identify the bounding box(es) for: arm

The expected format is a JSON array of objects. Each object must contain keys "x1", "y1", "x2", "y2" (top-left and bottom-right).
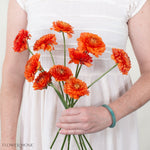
[
  {"x1": 109, "y1": 0, "x2": 150, "y2": 121},
  {"x1": 56, "y1": 0, "x2": 150, "y2": 135},
  {"x1": 0, "y1": 0, "x2": 28, "y2": 148}
]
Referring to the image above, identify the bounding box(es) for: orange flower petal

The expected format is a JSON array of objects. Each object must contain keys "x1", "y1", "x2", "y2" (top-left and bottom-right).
[
  {"x1": 68, "y1": 48, "x2": 93, "y2": 67},
  {"x1": 111, "y1": 48, "x2": 131, "y2": 75},
  {"x1": 24, "y1": 53, "x2": 41, "y2": 82},
  {"x1": 49, "y1": 65, "x2": 73, "y2": 81},
  {"x1": 50, "y1": 21, "x2": 74, "y2": 38},
  {"x1": 33, "y1": 71, "x2": 52, "y2": 90},
  {"x1": 64, "y1": 77, "x2": 89, "y2": 99},
  {"x1": 77, "y1": 32, "x2": 106, "y2": 57},
  {"x1": 13, "y1": 29, "x2": 31, "y2": 52},
  {"x1": 33, "y1": 34, "x2": 57, "y2": 52}
]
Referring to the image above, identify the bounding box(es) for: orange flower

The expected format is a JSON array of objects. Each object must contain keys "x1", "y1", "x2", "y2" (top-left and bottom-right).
[
  {"x1": 111, "y1": 48, "x2": 131, "y2": 75},
  {"x1": 33, "y1": 71, "x2": 52, "y2": 90},
  {"x1": 33, "y1": 34, "x2": 57, "y2": 51},
  {"x1": 24, "y1": 53, "x2": 41, "y2": 82},
  {"x1": 50, "y1": 21, "x2": 74, "y2": 38},
  {"x1": 64, "y1": 77, "x2": 89, "y2": 99},
  {"x1": 13, "y1": 29, "x2": 31, "y2": 52},
  {"x1": 77, "y1": 32, "x2": 106, "y2": 57},
  {"x1": 68, "y1": 48, "x2": 93, "y2": 67},
  {"x1": 49, "y1": 65, "x2": 73, "y2": 81}
]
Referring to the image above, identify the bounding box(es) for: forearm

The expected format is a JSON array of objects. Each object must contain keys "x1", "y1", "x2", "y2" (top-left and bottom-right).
[
  {"x1": 0, "y1": 78, "x2": 24, "y2": 143},
  {"x1": 109, "y1": 72, "x2": 150, "y2": 122}
]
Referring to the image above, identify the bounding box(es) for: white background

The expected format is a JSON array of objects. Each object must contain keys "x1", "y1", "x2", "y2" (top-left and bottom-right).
[{"x1": 0, "y1": 0, "x2": 150, "y2": 149}]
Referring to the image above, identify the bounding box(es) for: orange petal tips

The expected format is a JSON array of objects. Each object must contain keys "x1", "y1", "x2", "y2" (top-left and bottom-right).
[
  {"x1": 50, "y1": 20, "x2": 74, "y2": 38},
  {"x1": 24, "y1": 53, "x2": 41, "y2": 82},
  {"x1": 68, "y1": 48, "x2": 93, "y2": 67},
  {"x1": 111, "y1": 48, "x2": 131, "y2": 75},
  {"x1": 77, "y1": 32, "x2": 106, "y2": 57},
  {"x1": 50, "y1": 65, "x2": 73, "y2": 81},
  {"x1": 13, "y1": 29, "x2": 31, "y2": 52},
  {"x1": 64, "y1": 77, "x2": 89, "y2": 99},
  {"x1": 33, "y1": 34, "x2": 57, "y2": 52},
  {"x1": 33, "y1": 71, "x2": 52, "y2": 90}
]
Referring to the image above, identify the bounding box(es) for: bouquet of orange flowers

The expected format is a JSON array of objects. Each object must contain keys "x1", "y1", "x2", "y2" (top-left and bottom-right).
[{"x1": 13, "y1": 20, "x2": 131, "y2": 150}]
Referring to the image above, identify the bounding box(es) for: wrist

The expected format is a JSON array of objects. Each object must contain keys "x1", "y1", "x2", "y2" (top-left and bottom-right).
[
  {"x1": 101, "y1": 104, "x2": 116, "y2": 128},
  {"x1": 98, "y1": 106, "x2": 113, "y2": 128},
  {"x1": 108, "y1": 102, "x2": 122, "y2": 122}
]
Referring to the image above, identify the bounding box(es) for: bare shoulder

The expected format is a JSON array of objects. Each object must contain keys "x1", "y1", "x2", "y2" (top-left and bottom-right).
[{"x1": 8, "y1": 0, "x2": 27, "y2": 31}]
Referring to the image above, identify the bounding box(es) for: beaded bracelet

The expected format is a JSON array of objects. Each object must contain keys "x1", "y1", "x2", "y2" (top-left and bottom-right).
[{"x1": 102, "y1": 104, "x2": 116, "y2": 128}]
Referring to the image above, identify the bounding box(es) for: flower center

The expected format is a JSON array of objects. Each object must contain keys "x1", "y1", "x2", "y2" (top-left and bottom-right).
[
  {"x1": 62, "y1": 22, "x2": 68, "y2": 27},
  {"x1": 59, "y1": 69, "x2": 64, "y2": 74},
  {"x1": 90, "y1": 38, "x2": 97, "y2": 44},
  {"x1": 74, "y1": 83, "x2": 80, "y2": 89}
]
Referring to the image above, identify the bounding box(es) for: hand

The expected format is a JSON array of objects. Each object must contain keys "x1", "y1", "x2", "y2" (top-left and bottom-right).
[{"x1": 56, "y1": 106, "x2": 112, "y2": 135}]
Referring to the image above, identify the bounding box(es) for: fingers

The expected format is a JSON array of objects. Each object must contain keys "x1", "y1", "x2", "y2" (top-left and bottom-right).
[
  {"x1": 56, "y1": 123, "x2": 83, "y2": 130},
  {"x1": 61, "y1": 107, "x2": 81, "y2": 116},
  {"x1": 59, "y1": 129, "x2": 85, "y2": 135},
  {"x1": 59, "y1": 128, "x2": 97, "y2": 135},
  {"x1": 56, "y1": 122, "x2": 93, "y2": 132},
  {"x1": 59, "y1": 115, "x2": 81, "y2": 123}
]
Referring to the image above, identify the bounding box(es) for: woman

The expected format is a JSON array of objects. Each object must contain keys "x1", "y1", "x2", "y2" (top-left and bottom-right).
[{"x1": 0, "y1": 0, "x2": 150, "y2": 149}]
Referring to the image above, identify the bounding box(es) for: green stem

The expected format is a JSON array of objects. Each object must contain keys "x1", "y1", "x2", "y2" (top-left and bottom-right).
[
  {"x1": 50, "y1": 51, "x2": 55, "y2": 65},
  {"x1": 68, "y1": 98, "x2": 74, "y2": 108},
  {"x1": 62, "y1": 81, "x2": 65, "y2": 86},
  {"x1": 73, "y1": 135, "x2": 81, "y2": 150},
  {"x1": 59, "y1": 82, "x2": 64, "y2": 98},
  {"x1": 50, "y1": 83, "x2": 68, "y2": 109},
  {"x1": 27, "y1": 42, "x2": 34, "y2": 55},
  {"x1": 28, "y1": 47, "x2": 34, "y2": 55},
  {"x1": 50, "y1": 128, "x2": 61, "y2": 149},
  {"x1": 76, "y1": 64, "x2": 82, "y2": 78},
  {"x1": 61, "y1": 135, "x2": 68, "y2": 150},
  {"x1": 75, "y1": 64, "x2": 79, "y2": 78},
  {"x1": 71, "y1": 98, "x2": 74, "y2": 107},
  {"x1": 88, "y1": 64, "x2": 118, "y2": 89},
  {"x1": 82, "y1": 135, "x2": 93, "y2": 150},
  {"x1": 78, "y1": 135, "x2": 84, "y2": 150},
  {"x1": 62, "y1": 32, "x2": 66, "y2": 67},
  {"x1": 68, "y1": 96, "x2": 71, "y2": 107},
  {"x1": 72, "y1": 100, "x2": 78, "y2": 107},
  {"x1": 80, "y1": 135, "x2": 87, "y2": 150},
  {"x1": 67, "y1": 135, "x2": 71, "y2": 150}
]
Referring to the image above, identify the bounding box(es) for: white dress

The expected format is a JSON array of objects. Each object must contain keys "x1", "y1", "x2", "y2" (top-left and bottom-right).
[{"x1": 16, "y1": 0, "x2": 147, "y2": 149}]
